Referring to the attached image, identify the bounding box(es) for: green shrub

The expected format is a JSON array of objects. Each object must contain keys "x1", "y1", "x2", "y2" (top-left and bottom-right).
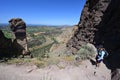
[
  {"x1": 31, "y1": 43, "x2": 54, "y2": 59},
  {"x1": 28, "y1": 35, "x2": 46, "y2": 48},
  {"x1": 76, "y1": 44, "x2": 96, "y2": 60},
  {"x1": 2, "y1": 30, "x2": 13, "y2": 38}
]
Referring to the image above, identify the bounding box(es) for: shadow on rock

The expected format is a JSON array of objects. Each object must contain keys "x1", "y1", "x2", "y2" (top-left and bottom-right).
[
  {"x1": 0, "y1": 30, "x2": 22, "y2": 60},
  {"x1": 89, "y1": 58, "x2": 96, "y2": 66}
]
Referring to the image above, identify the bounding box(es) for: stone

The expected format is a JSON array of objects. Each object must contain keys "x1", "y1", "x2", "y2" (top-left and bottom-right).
[{"x1": 67, "y1": 0, "x2": 120, "y2": 79}]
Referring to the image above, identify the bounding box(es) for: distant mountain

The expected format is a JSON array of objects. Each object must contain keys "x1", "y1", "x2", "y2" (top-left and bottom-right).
[
  {"x1": 0, "y1": 23, "x2": 9, "y2": 27},
  {"x1": 0, "y1": 23, "x2": 73, "y2": 28}
]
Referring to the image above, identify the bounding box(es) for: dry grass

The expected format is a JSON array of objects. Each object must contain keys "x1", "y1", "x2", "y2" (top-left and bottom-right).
[
  {"x1": 62, "y1": 55, "x2": 74, "y2": 61},
  {"x1": 7, "y1": 58, "x2": 24, "y2": 64},
  {"x1": 6, "y1": 55, "x2": 75, "y2": 68}
]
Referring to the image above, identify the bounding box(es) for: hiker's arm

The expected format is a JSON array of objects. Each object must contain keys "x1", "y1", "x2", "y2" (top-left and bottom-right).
[{"x1": 105, "y1": 50, "x2": 109, "y2": 56}]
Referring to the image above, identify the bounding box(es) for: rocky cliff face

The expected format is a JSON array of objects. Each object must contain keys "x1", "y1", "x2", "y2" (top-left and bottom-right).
[
  {"x1": 0, "y1": 30, "x2": 19, "y2": 59},
  {"x1": 67, "y1": 0, "x2": 110, "y2": 53},
  {"x1": 67, "y1": 0, "x2": 120, "y2": 79},
  {"x1": 0, "y1": 30, "x2": 13, "y2": 59}
]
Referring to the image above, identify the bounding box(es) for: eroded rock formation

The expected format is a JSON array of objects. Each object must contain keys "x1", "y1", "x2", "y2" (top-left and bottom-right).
[
  {"x1": 67, "y1": 0, "x2": 120, "y2": 79},
  {"x1": 0, "y1": 29, "x2": 23, "y2": 59},
  {"x1": 0, "y1": 30, "x2": 14, "y2": 59},
  {"x1": 67, "y1": 0, "x2": 110, "y2": 53}
]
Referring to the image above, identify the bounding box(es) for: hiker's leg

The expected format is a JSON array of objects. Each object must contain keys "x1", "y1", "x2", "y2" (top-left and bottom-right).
[
  {"x1": 96, "y1": 59, "x2": 103, "y2": 67},
  {"x1": 97, "y1": 62, "x2": 100, "y2": 67}
]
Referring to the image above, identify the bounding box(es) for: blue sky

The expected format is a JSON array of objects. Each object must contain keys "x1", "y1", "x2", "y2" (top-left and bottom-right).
[{"x1": 0, "y1": 0, "x2": 85, "y2": 25}]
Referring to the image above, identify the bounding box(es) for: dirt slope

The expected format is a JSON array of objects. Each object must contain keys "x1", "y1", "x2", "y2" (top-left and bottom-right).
[{"x1": 0, "y1": 60, "x2": 111, "y2": 80}]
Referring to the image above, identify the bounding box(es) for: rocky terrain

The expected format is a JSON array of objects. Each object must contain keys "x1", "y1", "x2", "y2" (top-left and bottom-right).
[
  {"x1": 0, "y1": 25, "x2": 111, "y2": 80},
  {"x1": 1, "y1": 0, "x2": 120, "y2": 79},
  {"x1": 67, "y1": 0, "x2": 120, "y2": 79},
  {"x1": 0, "y1": 59, "x2": 111, "y2": 80},
  {"x1": 0, "y1": 30, "x2": 17, "y2": 59}
]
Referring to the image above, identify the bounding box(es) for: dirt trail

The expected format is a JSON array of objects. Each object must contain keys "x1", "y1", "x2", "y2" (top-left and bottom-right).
[{"x1": 0, "y1": 60, "x2": 111, "y2": 80}]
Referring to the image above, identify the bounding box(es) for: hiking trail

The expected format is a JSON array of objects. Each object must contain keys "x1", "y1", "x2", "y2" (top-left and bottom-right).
[{"x1": 0, "y1": 59, "x2": 111, "y2": 80}]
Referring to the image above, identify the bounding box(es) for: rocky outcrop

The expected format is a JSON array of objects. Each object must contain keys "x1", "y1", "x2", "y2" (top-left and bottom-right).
[
  {"x1": 112, "y1": 69, "x2": 120, "y2": 80},
  {"x1": 0, "y1": 30, "x2": 20, "y2": 59},
  {"x1": 67, "y1": 0, "x2": 110, "y2": 53},
  {"x1": 67, "y1": 0, "x2": 120, "y2": 79},
  {"x1": 0, "y1": 30, "x2": 13, "y2": 59}
]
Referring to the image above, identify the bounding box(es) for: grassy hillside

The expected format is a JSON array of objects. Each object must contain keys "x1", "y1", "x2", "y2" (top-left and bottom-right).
[
  {"x1": 1, "y1": 26, "x2": 96, "y2": 68},
  {"x1": 26, "y1": 26, "x2": 63, "y2": 58},
  {"x1": 0, "y1": 26, "x2": 63, "y2": 58}
]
